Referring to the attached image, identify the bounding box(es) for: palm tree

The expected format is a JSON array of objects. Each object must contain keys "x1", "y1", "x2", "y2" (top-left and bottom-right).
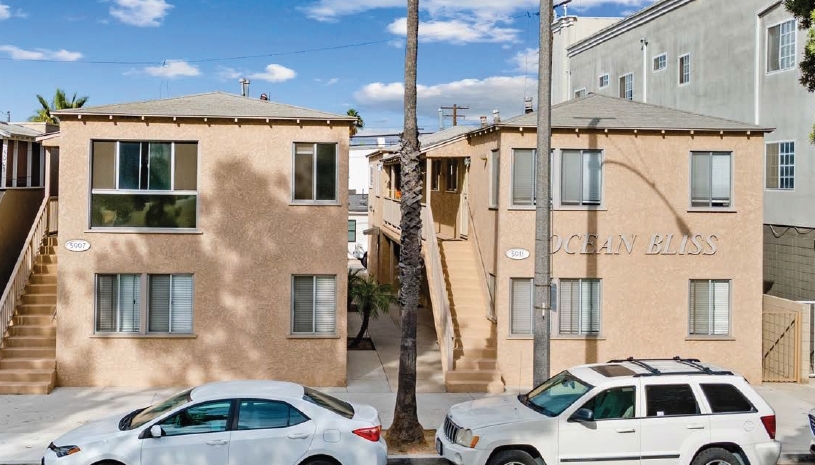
[
  {"x1": 349, "y1": 275, "x2": 394, "y2": 348},
  {"x1": 347, "y1": 108, "x2": 364, "y2": 137},
  {"x1": 388, "y1": 0, "x2": 425, "y2": 446},
  {"x1": 29, "y1": 89, "x2": 89, "y2": 124}
]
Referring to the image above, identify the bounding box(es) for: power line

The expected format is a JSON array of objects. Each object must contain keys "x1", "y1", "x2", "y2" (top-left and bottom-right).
[{"x1": 0, "y1": 39, "x2": 392, "y2": 65}]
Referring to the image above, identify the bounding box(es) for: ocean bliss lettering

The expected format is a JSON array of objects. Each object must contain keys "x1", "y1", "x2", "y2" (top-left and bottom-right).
[{"x1": 551, "y1": 234, "x2": 718, "y2": 256}]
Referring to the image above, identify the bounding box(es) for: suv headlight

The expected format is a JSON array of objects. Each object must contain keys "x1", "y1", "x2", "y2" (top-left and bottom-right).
[
  {"x1": 454, "y1": 428, "x2": 480, "y2": 448},
  {"x1": 48, "y1": 443, "x2": 81, "y2": 458}
]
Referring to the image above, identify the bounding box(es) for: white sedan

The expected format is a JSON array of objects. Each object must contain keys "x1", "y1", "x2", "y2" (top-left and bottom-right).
[{"x1": 42, "y1": 380, "x2": 387, "y2": 465}]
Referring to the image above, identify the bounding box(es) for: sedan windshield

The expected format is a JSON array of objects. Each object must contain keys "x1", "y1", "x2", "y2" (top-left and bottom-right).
[
  {"x1": 520, "y1": 371, "x2": 592, "y2": 417},
  {"x1": 126, "y1": 388, "x2": 193, "y2": 430}
]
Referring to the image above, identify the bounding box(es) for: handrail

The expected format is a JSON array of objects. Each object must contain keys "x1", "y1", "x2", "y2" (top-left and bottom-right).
[
  {"x1": 422, "y1": 206, "x2": 454, "y2": 375},
  {"x1": 0, "y1": 196, "x2": 55, "y2": 340},
  {"x1": 466, "y1": 205, "x2": 496, "y2": 322}
]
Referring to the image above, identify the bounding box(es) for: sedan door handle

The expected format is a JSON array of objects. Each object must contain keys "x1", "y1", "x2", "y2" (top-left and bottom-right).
[
  {"x1": 287, "y1": 433, "x2": 310, "y2": 439},
  {"x1": 615, "y1": 428, "x2": 636, "y2": 433},
  {"x1": 686, "y1": 424, "x2": 706, "y2": 430},
  {"x1": 206, "y1": 439, "x2": 228, "y2": 446}
]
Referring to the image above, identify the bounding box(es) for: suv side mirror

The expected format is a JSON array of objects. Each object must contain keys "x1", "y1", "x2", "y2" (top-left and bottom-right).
[
  {"x1": 570, "y1": 408, "x2": 594, "y2": 422},
  {"x1": 150, "y1": 425, "x2": 164, "y2": 438}
]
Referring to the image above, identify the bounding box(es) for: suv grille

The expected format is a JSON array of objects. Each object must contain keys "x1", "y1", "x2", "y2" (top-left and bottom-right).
[
  {"x1": 443, "y1": 415, "x2": 461, "y2": 442},
  {"x1": 809, "y1": 414, "x2": 815, "y2": 436}
]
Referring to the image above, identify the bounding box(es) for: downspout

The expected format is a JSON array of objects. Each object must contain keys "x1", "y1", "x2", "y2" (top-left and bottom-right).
[{"x1": 641, "y1": 37, "x2": 649, "y2": 102}]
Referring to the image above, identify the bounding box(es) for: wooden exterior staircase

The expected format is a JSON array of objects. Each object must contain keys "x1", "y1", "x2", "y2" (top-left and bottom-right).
[
  {"x1": 0, "y1": 235, "x2": 57, "y2": 394},
  {"x1": 439, "y1": 240, "x2": 503, "y2": 393}
]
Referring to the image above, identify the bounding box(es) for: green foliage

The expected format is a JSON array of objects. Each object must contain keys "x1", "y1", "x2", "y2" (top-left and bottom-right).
[
  {"x1": 785, "y1": 3, "x2": 815, "y2": 141},
  {"x1": 29, "y1": 88, "x2": 89, "y2": 124},
  {"x1": 350, "y1": 274, "x2": 394, "y2": 320},
  {"x1": 346, "y1": 108, "x2": 364, "y2": 137},
  {"x1": 785, "y1": 0, "x2": 815, "y2": 27}
]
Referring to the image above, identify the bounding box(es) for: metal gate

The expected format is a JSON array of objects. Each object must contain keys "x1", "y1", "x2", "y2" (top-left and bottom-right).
[{"x1": 762, "y1": 310, "x2": 801, "y2": 382}]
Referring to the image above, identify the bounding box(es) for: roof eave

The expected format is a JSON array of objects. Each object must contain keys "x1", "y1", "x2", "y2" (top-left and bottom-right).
[
  {"x1": 488, "y1": 124, "x2": 774, "y2": 133},
  {"x1": 53, "y1": 111, "x2": 356, "y2": 122}
]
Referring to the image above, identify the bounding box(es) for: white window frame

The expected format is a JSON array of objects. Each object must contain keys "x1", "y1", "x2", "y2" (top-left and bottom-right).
[
  {"x1": 348, "y1": 219, "x2": 357, "y2": 242},
  {"x1": 688, "y1": 279, "x2": 731, "y2": 337},
  {"x1": 94, "y1": 273, "x2": 194, "y2": 336},
  {"x1": 619, "y1": 73, "x2": 634, "y2": 100},
  {"x1": 767, "y1": 19, "x2": 797, "y2": 73},
  {"x1": 599, "y1": 74, "x2": 609, "y2": 88},
  {"x1": 291, "y1": 275, "x2": 337, "y2": 336},
  {"x1": 765, "y1": 141, "x2": 795, "y2": 190},
  {"x1": 556, "y1": 278, "x2": 602, "y2": 337},
  {"x1": 559, "y1": 149, "x2": 603, "y2": 208},
  {"x1": 653, "y1": 53, "x2": 667, "y2": 72},
  {"x1": 574, "y1": 88, "x2": 587, "y2": 99},
  {"x1": 509, "y1": 278, "x2": 533, "y2": 336},
  {"x1": 489, "y1": 149, "x2": 499, "y2": 208},
  {"x1": 291, "y1": 142, "x2": 339, "y2": 204},
  {"x1": 689, "y1": 151, "x2": 733, "y2": 209},
  {"x1": 679, "y1": 54, "x2": 691, "y2": 85}
]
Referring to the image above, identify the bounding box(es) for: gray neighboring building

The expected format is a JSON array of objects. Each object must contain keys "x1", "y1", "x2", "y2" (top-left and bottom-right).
[{"x1": 558, "y1": 0, "x2": 815, "y2": 301}]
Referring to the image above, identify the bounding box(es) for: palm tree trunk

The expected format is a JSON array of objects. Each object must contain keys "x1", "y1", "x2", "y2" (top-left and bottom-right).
[
  {"x1": 389, "y1": 0, "x2": 424, "y2": 445},
  {"x1": 351, "y1": 307, "x2": 371, "y2": 348}
]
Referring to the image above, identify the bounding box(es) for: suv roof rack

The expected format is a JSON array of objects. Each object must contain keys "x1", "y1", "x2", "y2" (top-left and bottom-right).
[{"x1": 606, "y1": 356, "x2": 734, "y2": 377}]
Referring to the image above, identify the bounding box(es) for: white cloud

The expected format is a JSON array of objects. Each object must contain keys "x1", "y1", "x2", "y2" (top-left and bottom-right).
[
  {"x1": 217, "y1": 66, "x2": 243, "y2": 81},
  {"x1": 249, "y1": 64, "x2": 296, "y2": 83},
  {"x1": 315, "y1": 77, "x2": 340, "y2": 86},
  {"x1": 355, "y1": 75, "x2": 537, "y2": 124},
  {"x1": 387, "y1": 17, "x2": 521, "y2": 44},
  {"x1": 510, "y1": 47, "x2": 539, "y2": 73},
  {"x1": 143, "y1": 60, "x2": 200, "y2": 78},
  {"x1": 110, "y1": 0, "x2": 173, "y2": 27},
  {"x1": 0, "y1": 3, "x2": 9, "y2": 20},
  {"x1": 0, "y1": 45, "x2": 83, "y2": 61}
]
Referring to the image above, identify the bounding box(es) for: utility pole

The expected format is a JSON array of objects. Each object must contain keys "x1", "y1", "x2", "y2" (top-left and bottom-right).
[
  {"x1": 533, "y1": 0, "x2": 554, "y2": 386},
  {"x1": 439, "y1": 104, "x2": 469, "y2": 127}
]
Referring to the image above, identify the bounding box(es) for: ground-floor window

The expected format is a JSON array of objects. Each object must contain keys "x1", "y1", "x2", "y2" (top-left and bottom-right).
[
  {"x1": 689, "y1": 279, "x2": 730, "y2": 336},
  {"x1": 510, "y1": 278, "x2": 533, "y2": 335},
  {"x1": 95, "y1": 273, "x2": 194, "y2": 334},
  {"x1": 292, "y1": 275, "x2": 336, "y2": 335},
  {"x1": 558, "y1": 278, "x2": 601, "y2": 336}
]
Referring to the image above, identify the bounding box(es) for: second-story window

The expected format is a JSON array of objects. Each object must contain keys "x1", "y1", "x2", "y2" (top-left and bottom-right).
[
  {"x1": 619, "y1": 73, "x2": 633, "y2": 100},
  {"x1": 561, "y1": 150, "x2": 602, "y2": 206},
  {"x1": 679, "y1": 54, "x2": 691, "y2": 84},
  {"x1": 690, "y1": 151, "x2": 731, "y2": 208},
  {"x1": 574, "y1": 88, "x2": 587, "y2": 99},
  {"x1": 91, "y1": 140, "x2": 198, "y2": 229},
  {"x1": 599, "y1": 74, "x2": 609, "y2": 88},
  {"x1": 293, "y1": 143, "x2": 338, "y2": 202},
  {"x1": 768, "y1": 19, "x2": 796, "y2": 72},
  {"x1": 765, "y1": 142, "x2": 795, "y2": 190},
  {"x1": 653, "y1": 53, "x2": 667, "y2": 72}
]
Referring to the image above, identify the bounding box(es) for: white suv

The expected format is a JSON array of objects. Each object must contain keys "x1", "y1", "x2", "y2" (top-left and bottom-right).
[{"x1": 436, "y1": 357, "x2": 780, "y2": 465}]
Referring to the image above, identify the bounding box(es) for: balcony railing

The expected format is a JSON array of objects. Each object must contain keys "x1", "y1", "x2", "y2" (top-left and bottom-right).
[
  {"x1": 0, "y1": 196, "x2": 57, "y2": 341},
  {"x1": 382, "y1": 197, "x2": 426, "y2": 240}
]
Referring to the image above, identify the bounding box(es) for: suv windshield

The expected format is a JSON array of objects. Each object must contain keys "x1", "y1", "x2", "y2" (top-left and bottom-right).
[
  {"x1": 126, "y1": 388, "x2": 193, "y2": 430},
  {"x1": 303, "y1": 387, "x2": 354, "y2": 419},
  {"x1": 520, "y1": 371, "x2": 592, "y2": 417}
]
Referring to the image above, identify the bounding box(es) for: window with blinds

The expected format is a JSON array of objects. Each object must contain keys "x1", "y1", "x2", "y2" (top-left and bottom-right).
[
  {"x1": 561, "y1": 150, "x2": 602, "y2": 206},
  {"x1": 510, "y1": 278, "x2": 533, "y2": 335},
  {"x1": 512, "y1": 149, "x2": 536, "y2": 206},
  {"x1": 292, "y1": 275, "x2": 336, "y2": 335},
  {"x1": 689, "y1": 280, "x2": 730, "y2": 336},
  {"x1": 95, "y1": 273, "x2": 193, "y2": 334},
  {"x1": 558, "y1": 279, "x2": 601, "y2": 336},
  {"x1": 690, "y1": 152, "x2": 731, "y2": 208},
  {"x1": 489, "y1": 150, "x2": 500, "y2": 208}
]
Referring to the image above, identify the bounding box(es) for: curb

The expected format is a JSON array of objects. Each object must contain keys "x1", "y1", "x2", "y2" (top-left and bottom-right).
[{"x1": 779, "y1": 453, "x2": 815, "y2": 464}]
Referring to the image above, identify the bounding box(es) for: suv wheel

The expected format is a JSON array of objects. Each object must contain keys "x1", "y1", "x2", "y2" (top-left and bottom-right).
[
  {"x1": 487, "y1": 449, "x2": 537, "y2": 465},
  {"x1": 692, "y1": 447, "x2": 741, "y2": 465}
]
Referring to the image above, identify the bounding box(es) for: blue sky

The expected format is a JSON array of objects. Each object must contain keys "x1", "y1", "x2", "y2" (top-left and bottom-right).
[{"x1": 0, "y1": 0, "x2": 657, "y2": 135}]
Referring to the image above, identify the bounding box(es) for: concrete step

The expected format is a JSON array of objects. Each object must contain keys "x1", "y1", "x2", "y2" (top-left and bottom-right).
[
  {"x1": 14, "y1": 304, "x2": 55, "y2": 315},
  {"x1": 453, "y1": 347, "x2": 497, "y2": 359},
  {"x1": 0, "y1": 358, "x2": 56, "y2": 370},
  {"x1": 20, "y1": 293, "x2": 57, "y2": 305},
  {"x1": 446, "y1": 369, "x2": 502, "y2": 383},
  {"x1": 29, "y1": 274, "x2": 57, "y2": 285},
  {"x1": 0, "y1": 381, "x2": 53, "y2": 395},
  {"x1": 36, "y1": 255, "x2": 58, "y2": 265},
  {"x1": 0, "y1": 369, "x2": 56, "y2": 383},
  {"x1": 0, "y1": 347, "x2": 56, "y2": 359},
  {"x1": 34, "y1": 264, "x2": 58, "y2": 274},
  {"x1": 454, "y1": 337, "x2": 496, "y2": 350},
  {"x1": 8, "y1": 325, "x2": 56, "y2": 337},
  {"x1": 446, "y1": 380, "x2": 505, "y2": 394},
  {"x1": 13, "y1": 315, "x2": 54, "y2": 326},
  {"x1": 39, "y1": 246, "x2": 57, "y2": 255},
  {"x1": 453, "y1": 358, "x2": 498, "y2": 371},
  {"x1": 2, "y1": 336, "x2": 57, "y2": 348},
  {"x1": 25, "y1": 283, "x2": 57, "y2": 295}
]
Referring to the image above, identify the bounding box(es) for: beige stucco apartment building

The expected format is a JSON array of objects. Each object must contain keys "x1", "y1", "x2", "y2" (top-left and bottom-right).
[
  {"x1": 368, "y1": 94, "x2": 769, "y2": 390},
  {"x1": 44, "y1": 92, "x2": 354, "y2": 388}
]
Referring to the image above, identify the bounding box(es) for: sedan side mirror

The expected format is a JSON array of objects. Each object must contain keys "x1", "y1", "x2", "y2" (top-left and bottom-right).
[
  {"x1": 570, "y1": 408, "x2": 594, "y2": 422},
  {"x1": 150, "y1": 425, "x2": 164, "y2": 438}
]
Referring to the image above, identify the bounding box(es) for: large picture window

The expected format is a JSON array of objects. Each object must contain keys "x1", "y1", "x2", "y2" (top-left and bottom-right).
[
  {"x1": 292, "y1": 275, "x2": 336, "y2": 335},
  {"x1": 293, "y1": 143, "x2": 337, "y2": 202},
  {"x1": 95, "y1": 273, "x2": 193, "y2": 334},
  {"x1": 91, "y1": 141, "x2": 198, "y2": 229},
  {"x1": 690, "y1": 151, "x2": 731, "y2": 208},
  {"x1": 689, "y1": 279, "x2": 730, "y2": 336}
]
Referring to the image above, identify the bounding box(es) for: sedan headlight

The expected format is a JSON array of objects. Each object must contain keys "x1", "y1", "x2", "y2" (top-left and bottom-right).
[
  {"x1": 454, "y1": 428, "x2": 480, "y2": 448},
  {"x1": 48, "y1": 443, "x2": 81, "y2": 458}
]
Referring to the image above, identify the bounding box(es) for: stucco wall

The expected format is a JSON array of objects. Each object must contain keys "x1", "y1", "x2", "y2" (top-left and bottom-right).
[
  {"x1": 0, "y1": 188, "x2": 45, "y2": 290},
  {"x1": 472, "y1": 129, "x2": 764, "y2": 387},
  {"x1": 56, "y1": 117, "x2": 349, "y2": 387}
]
